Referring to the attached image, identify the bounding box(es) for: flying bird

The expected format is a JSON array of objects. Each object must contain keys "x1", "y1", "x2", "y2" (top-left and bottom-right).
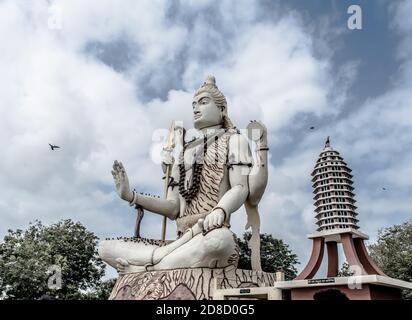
[
  {"x1": 310, "y1": 126, "x2": 315, "y2": 130},
  {"x1": 49, "y1": 144, "x2": 60, "y2": 151},
  {"x1": 382, "y1": 187, "x2": 387, "y2": 191}
]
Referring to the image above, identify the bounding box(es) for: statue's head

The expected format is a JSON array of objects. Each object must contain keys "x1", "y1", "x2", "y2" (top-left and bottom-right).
[{"x1": 192, "y1": 75, "x2": 233, "y2": 130}]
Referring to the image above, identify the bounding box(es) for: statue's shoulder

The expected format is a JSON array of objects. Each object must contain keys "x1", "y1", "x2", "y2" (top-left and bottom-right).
[
  {"x1": 227, "y1": 128, "x2": 250, "y2": 148},
  {"x1": 227, "y1": 128, "x2": 253, "y2": 165}
]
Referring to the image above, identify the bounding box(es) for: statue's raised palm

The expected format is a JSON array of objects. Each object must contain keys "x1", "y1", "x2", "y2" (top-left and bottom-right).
[{"x1": 112, "y1": 160, "x2": 132, "y2": 202}]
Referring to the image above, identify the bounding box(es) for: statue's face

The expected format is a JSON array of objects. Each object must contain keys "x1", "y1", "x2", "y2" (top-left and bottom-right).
[{"x1": 192, "y1": 92, "x2": 222, "y2": 130}]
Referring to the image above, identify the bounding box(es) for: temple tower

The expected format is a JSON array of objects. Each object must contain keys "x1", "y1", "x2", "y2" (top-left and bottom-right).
[{"x1": 296, "y1": 137, "x2": 385, "y2": 279}]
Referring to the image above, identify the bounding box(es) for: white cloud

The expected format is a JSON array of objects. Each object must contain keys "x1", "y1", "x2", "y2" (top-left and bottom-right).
[{"x1": 182, "y1": 17, "x2": 336, "y2": 132}]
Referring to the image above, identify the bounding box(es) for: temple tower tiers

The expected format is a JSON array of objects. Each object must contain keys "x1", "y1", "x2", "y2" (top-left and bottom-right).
[
  {"x1": 296, "y1": 137, "x2": 385, "y2": 280},
  {"x1": 312, "y1": 136, "x2": 359, "y2": 232}
]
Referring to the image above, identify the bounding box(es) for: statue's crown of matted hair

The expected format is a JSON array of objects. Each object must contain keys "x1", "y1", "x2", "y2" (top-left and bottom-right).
[
  {"x1": 202, "y1": 75, "x2": 217, "y2": 87},
  {"x1": 194, "y1": 75, "x2": 227, "y2": 107},
  {"x1": 195, "y1": 75, "x2": 219, "y2": 94}
]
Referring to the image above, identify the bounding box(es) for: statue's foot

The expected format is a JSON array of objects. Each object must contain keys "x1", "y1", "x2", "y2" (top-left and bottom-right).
[
  {"x1": 98, "y1": 239, "x2": 156, "y2": 274},
  {"x1": 116, "y1": 258, "x2": 147, "y2": 274},
  {"x1": 115, "y1": 258, "x2": 129, "y2": 275}
]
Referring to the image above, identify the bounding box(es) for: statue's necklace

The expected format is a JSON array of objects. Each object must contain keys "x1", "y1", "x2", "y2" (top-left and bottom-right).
[{"x1": 178, "y1": 136, "x2": 207, "y2": 202}]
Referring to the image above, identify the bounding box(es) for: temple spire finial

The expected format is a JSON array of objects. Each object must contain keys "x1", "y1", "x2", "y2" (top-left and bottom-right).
[{"x1": 324, "y1": 136, "x2": 330, "y2": 148}]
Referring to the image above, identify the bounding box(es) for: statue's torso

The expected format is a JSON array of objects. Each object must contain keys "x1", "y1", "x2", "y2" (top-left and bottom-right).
[{"x1": 173, "y1": 129, "x2": 235, "y2": 236}]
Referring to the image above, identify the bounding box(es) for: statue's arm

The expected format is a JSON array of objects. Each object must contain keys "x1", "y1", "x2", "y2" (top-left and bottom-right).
[
  {"x1": 112, "y1": 160, "x2": 180, "y2": 220},
  {"x1": 215, "y1": 165, "x2": 249, "y2": 215},
  {"x1": 219, "y1": 133, "x2": 252, "y2": 214},
  {"x1": 132, "y1": 185, "x2": 180, "y2": 220}
]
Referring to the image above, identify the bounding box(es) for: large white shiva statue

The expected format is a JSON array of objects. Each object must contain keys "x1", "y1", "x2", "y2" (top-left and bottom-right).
[{"x1": 99, "y1": 76, "x2": 269, "y2": 276}]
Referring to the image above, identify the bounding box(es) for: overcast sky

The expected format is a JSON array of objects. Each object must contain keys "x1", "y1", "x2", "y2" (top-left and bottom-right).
[{"x1": 1, "y1": 0, "x2": 411, "y2": 278}]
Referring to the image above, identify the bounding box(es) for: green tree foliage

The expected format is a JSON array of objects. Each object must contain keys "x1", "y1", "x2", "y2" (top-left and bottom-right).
[
  {"x1": 338, "y1": 262, "x2": 354, "y2": 277},
  {"x1": 89, "y1": 278, "x2": 117, "y2": 300},
  {"x1": 0, "y1": 219, "x2": 106, "y2": 299},
  {"x1": 237, "y1": 232, "x2": 299, "y2": 280},
  {"x1": 368, "y1": 220, "x2": 412, "y2": 300}
]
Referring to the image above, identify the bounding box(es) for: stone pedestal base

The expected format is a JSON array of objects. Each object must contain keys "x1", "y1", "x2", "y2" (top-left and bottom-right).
[{"x1": 109, "y1": 267, "x2": 277, "y2": 300}]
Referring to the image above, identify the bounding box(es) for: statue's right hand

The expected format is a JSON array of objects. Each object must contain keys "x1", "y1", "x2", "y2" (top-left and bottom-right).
[
  {"x1": 160, "y1": 149, "x2": 174, "y2": 174},
  {"x1": 112, "y1": 160, "x2": 133, "y2": 202},
  {"x1": 161, "y1": 148, "x2": 174, "y2": 165}
]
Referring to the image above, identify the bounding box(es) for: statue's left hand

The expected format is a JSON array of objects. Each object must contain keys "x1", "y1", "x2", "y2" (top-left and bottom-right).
[{"x1": 203, "y1": 208, "x2": 225, "y2": 232}]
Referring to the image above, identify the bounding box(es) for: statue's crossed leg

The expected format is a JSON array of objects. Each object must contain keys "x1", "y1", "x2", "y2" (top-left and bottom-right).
[{"x1": 98, "y1": 219, "x2": 238, "y2": 274}]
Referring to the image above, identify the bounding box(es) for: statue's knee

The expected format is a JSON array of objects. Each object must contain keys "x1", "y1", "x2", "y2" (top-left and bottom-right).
[
  {"x1": 97, "y1": 240, "x2": 113, "y2": 259},
  {"x1": 98, "y1": 240, "x2": 124, "y2": 267},
  {"x1": 203, "y1": 228, "x2": 236, "y2": 256},
  {"x1": 98, "y1": 240, "x2": 115, "y2": 265},
  {"x1": 98, "y1": 240, "x2": 108, "y2": 256}
]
